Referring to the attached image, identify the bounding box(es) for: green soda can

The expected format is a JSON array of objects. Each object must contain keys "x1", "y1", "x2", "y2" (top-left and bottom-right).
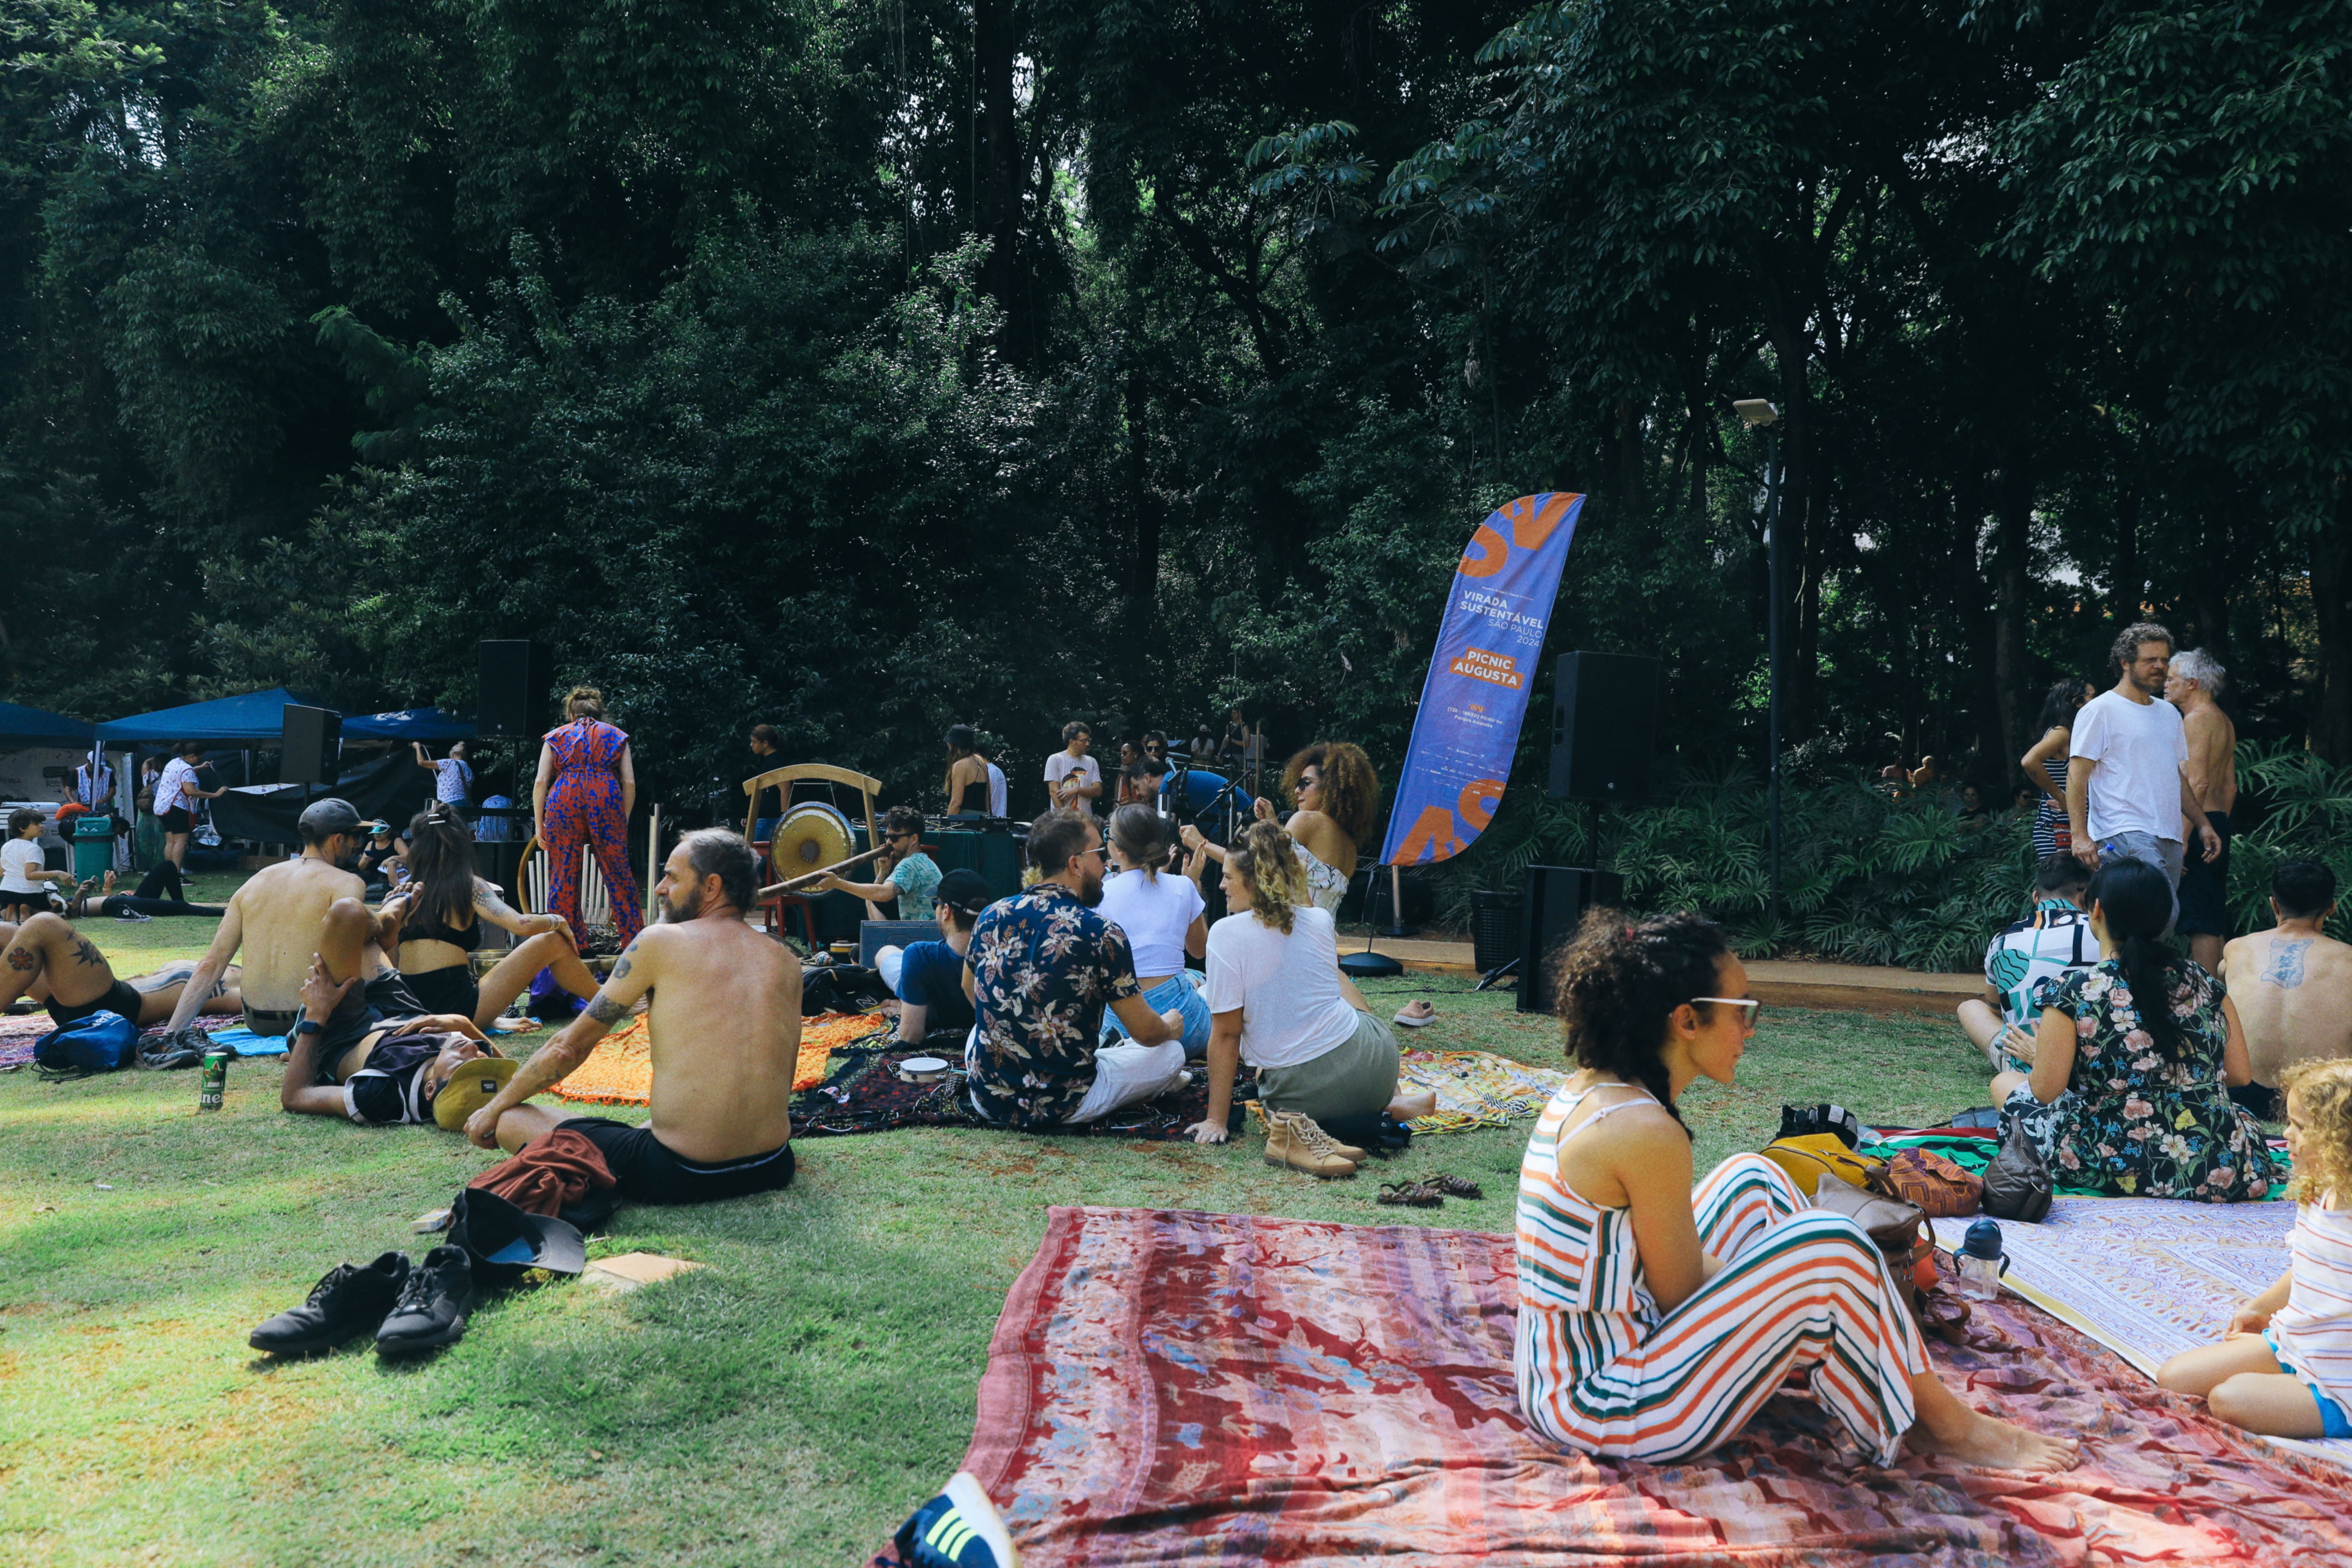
[{"x1": 199, "y1": 1049, "x2": 229, "y2": 1112}]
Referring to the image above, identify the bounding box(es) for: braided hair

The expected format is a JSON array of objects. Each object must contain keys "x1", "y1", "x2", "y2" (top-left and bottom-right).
[{"x1": 1551, "y1": 908, "x2": 1733, "y2": 1134}]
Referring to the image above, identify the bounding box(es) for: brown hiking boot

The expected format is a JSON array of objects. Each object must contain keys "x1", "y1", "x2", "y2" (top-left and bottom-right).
[
  {"x1": 1281, "y1": 1110, "x2": 1368, "y2": 1163},
  {"x1": 1265, "y1": 1111, "x2": 1358, "y2": 1180}
]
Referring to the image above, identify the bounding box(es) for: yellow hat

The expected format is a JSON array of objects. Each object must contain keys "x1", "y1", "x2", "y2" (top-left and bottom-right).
[{"x1": 433, "y1": 1055, "x2": 520, "y2": 1132}]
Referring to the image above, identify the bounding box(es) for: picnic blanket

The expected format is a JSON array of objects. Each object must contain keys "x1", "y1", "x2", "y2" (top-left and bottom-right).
[
  {"x1": 1395, "y1": 1047, "x2": 1569, "y2": 1136},
  {"x1": 1929, "y1": 1197, "x2": 2352, "y2": 1470},
  {"x1": 549, "y1": 1011, "x2": 883, "y2": 1106},
  {"x1": 0, "y1": 1009, "x2": 248, "y2": 1070},
  {"x1": 874, "y1": 1205, "x2": 2352, "y2": 1566}
]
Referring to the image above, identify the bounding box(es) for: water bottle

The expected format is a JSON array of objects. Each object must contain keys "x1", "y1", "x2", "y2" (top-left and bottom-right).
[{"x1": 1955, "y1": 1217, "x2": 2007, "y2": 1301}]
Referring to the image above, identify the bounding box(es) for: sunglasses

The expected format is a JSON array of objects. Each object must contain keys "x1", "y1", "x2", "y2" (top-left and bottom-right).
[{"x1": 1693, "y1": 996, "x2": 1762, "y2": 1023}]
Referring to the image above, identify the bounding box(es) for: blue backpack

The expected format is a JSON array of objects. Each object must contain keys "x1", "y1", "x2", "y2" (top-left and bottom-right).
[{"x1": 34, "y1": 1011, "x2": 138, "y2": 1078}]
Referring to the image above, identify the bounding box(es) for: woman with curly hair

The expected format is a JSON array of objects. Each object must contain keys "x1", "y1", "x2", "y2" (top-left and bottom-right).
[
  {"x1": 1182, "y1": 740, "x2": 1379, "y2": 915},
  {"x1": 2158, "y1": 1058, "x2": 2352, "y2": 1438},
  {"x1": 1515, "y1": 906, "x2": 2079, "y2": 1471},
  {"x1": 1184, "y1": 822, "x2": 1433, "y2": 1175}
]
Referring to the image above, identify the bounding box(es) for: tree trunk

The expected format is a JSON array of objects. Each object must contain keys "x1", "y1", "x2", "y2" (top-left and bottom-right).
[
  {"x1": 1125, "y1": 369, "x2": 1159, "y2": 622},
  {"x1": 2108, "y1": 482, "x2": 2141, "y2": 628},
  {"x1": 2313, "y1": 516, "x2": 2352, "y2": 765},
  {"x1": 2187, "y1": 504, "x2": 2233, "y2": 667},
  {"x1": 1990, "y1": 442, "x2": 2033, "y2": 780},
  {"x1": 973, "y1": 0, "x2": 1025, "y2": 350},
  {"x1": 1953, "y1": 465, "x2": 2004, "y2": 777},
  {"x1": 1616, "y1": 400, "x2": 1645, "y2": 522}
]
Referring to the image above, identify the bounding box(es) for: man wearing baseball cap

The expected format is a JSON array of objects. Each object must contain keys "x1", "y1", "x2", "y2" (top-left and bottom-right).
[{"x1": 155, "y1": 796, "x2": 383, "y2": 1040}]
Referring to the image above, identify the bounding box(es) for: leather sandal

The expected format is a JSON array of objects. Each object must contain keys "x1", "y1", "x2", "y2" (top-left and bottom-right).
[
  {"x1": 1423, "y1": 1173, "x2": 1483, "y2": 1199},
  {"x1": 1376, "y1": 1181, "x2": 1443, "y2": 1208}
]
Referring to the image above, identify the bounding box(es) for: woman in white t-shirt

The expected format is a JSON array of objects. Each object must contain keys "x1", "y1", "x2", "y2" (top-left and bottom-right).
[
  {"x1": 1, "y1": 808, "x2": 74, "y2": 921},
  {"x1": 1097, "y1": 805, "x2": 1212, "y2": 1056},
  {"x1": 1186, "y1": 821, "x2": 1433, "y2": 1150}
]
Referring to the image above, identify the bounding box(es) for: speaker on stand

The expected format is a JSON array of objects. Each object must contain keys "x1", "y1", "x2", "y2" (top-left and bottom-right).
[
  {"x1": 476, "y1": 639, "x2": 552, "y2": 905},
  {"x1": 1516, "y1": 865, "x2": 1626, "y2": 1014},
  {"x1": 280, "y1": 705, "x2": 343, "y2": 794}
]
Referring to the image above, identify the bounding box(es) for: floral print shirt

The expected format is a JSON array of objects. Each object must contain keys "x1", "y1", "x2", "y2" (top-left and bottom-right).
[
  {"x1": 966, "y1": 882, "x2": 1140, "y2": 1128},
  {"x1": 2008, "y1": 958, "x2": 2281, "y2": 1203}
]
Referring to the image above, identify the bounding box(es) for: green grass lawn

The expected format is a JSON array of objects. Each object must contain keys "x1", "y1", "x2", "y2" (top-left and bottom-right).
[{"x1": 0, "y1": 942, "x2": 1995, "y2": 1567}]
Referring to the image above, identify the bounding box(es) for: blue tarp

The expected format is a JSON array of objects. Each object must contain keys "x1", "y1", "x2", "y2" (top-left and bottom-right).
[
  {"x1": 0, "y1": 701, "x2": 93, "y2": 748},
  {"x1": 97, "y1": 688, "x2": 475, "y2": 744}
]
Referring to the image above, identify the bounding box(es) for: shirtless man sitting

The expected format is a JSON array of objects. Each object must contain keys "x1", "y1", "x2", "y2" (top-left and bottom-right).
[
  {"x1": 2220, "y1": 858, "x2": 2352, "y2": 1120},
  {"x1": 0, "y1": 916, "x2": 244, "y2": 1028},
  {"x1": 158, "y1": 797, "x2": 377, "y2": 1039},
  {"x1": 462, "y1": 828, "x2": 800, "y2": 1206}
]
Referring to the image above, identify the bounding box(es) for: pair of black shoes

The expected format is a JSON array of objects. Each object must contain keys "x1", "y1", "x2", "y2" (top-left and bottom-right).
[{"x1": 248, "y1": 1247, "x2": 476, "y2": 1358}]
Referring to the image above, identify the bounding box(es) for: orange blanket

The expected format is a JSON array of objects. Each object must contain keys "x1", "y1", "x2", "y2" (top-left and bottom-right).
[{"x1": 549, "y1": 1011, "x2": 885, "y2": 1107}]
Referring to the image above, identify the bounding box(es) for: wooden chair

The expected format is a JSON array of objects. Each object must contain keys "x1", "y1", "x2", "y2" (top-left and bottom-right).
[
  {"x1": 741, "y1": 763, "x2": 884, "y2": 940},
  {"x1": 519, "y1": 835, "x2": 613, "y2": 930}
]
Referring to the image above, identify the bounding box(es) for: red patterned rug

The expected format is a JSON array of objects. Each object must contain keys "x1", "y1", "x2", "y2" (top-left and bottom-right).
[{"x1": 875, "y1": 1206, "x2": 2352, "y2": 1566}]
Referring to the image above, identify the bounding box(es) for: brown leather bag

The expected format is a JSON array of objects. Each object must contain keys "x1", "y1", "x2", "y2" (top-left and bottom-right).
[
  {"x1": 1882, "y1": 1148, "x2": 1983, "y2": 1217},
  {"x1": 1809, "y1": 1178, "x2": 1934, "y2": 1309}
]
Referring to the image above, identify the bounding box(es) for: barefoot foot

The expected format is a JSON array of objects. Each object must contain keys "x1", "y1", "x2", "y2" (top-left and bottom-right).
[
  {"x1": 1907, "y1": 1407, "x2": 2079, "y2": 1472},
  {"x1": 1388, "y1": 1090, "x2": 1438, "y2": 1121}
]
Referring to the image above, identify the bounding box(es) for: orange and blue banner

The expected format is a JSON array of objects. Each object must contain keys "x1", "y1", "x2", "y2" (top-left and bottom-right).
[{"x1": 1379, "y1": 492, "x2": 1585, "y2": 866}]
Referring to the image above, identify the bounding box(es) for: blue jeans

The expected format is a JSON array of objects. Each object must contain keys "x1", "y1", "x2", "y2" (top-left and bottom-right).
[
  {"x1": 1104, "y1": 971, "x2": 1214, "y2": 1059},
  {"x1": 2096, "y1": 831, "x2": 2183, "y2": 936}
]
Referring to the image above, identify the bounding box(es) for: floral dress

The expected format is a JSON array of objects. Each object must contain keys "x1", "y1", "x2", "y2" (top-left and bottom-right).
[{"x1": 2002, "y1": 958, "x2": 2281, "y2": 1202}]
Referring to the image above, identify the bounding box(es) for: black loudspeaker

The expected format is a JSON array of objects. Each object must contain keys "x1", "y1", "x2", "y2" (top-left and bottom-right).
[
  {"x1": 478, "y1": 640, "x2": 552, "y2": 737},
  {"x1": 1516, "y1": 865, "x2": 1626, "y2": 1015},
  {"x1": 1548, "y1": 651, "x2": 1661, "y2": 803},
  {"x1": 280, "y1": 705, "x2": 342, "y2": 786}
]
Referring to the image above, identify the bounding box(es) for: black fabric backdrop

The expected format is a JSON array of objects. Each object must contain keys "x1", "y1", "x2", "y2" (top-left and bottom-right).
[{"x1": 209, "y1": 752, "x2": 434, "y2": 846}]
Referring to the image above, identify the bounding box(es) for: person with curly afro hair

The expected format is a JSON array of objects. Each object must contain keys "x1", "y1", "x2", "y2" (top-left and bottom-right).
[
  {"x1": 1514, "y1": 906, "x2": 2080, "y2": 1474},
  {"x1": 1182, "y1": 740, "x2": 1379, "y2": 913}
]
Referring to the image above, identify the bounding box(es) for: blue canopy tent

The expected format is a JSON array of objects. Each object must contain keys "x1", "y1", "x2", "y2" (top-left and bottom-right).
[
  {"x1": 97, "y1": 689, "x2": 475, "y2": 745},
  {"x1": 0, "y1": 701, "x2": 94, "y2": 748}
]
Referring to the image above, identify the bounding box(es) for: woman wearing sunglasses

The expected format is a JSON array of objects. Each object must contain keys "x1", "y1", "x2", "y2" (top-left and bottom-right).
[{"x1": 1515, "y1": 908, "x2": 2079, "y2": 1473}]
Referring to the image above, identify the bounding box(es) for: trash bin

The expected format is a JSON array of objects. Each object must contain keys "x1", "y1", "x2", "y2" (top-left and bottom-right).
[{"x1": 72, "y1": 814, "x2": 115, "y2": 882}]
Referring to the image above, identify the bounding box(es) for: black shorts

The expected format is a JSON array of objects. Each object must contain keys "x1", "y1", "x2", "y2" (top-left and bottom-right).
[
  {"x1": 402, "y1": 965, "x2": 480, "y2": 1019},
  {"x1": 160, "y1": 808, "x2": 193, "y2": 834},
  {"x1": 49, "y1": 978, "x2": 146, "y2": 1030},
  {"x1": 559, "y1": 1117, "x2": 796, "y2": 1206},
  {"x1": 2176, "y1": 810, "x2": 2233, "y2": 937},
  {"x1": 316, "y1": 971, "x2": 434, "y2": 1064}
]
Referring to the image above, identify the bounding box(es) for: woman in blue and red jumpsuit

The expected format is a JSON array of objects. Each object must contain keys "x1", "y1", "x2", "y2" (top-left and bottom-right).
[{"x1": 531, "y1": 687, "x2": 644, "y2": 943}]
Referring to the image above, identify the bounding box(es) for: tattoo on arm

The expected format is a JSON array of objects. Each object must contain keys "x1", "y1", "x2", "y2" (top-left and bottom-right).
[
  {"x1": 585, "y1": 992, "x2": 628, "y2": 1027},
  {"x1": 610, "y1": 955, "x2": 631, "y2": 981}
]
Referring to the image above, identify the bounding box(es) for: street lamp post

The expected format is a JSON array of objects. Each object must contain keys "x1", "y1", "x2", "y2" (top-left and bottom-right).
[{"x1": 1735, "y1": 399, "x2": 1784, "y2": 926}]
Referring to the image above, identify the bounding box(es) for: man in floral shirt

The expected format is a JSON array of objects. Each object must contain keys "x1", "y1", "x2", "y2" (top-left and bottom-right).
[{"x1": 964, "y1": 810, "x2": 1189, "y2": 1128}]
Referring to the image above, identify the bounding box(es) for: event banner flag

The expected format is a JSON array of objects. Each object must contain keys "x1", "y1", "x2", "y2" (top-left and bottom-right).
[{"x1": 1378, "y1": 492, "x2": 1586, "y2": 866}]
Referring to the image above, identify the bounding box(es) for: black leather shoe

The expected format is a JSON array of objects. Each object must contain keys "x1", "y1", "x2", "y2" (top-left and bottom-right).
[
  {"x1": 374, "y1": 1245, "x2": 476, "y2": 1356},
  {"x1": 250, "y1": 1251, "x2": 411, "y2": 1355}
]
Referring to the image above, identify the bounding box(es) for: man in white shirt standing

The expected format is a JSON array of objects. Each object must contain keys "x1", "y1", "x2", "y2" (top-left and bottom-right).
[
  {"x1": 2065, "y1": 622, "x2": 2221, "y2": 931},
  {"x1": 1043, "y1": 721, "x2": 1102, "y2": 816}
]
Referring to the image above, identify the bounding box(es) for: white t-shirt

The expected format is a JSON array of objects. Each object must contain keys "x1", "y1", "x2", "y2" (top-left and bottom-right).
[
  {"x1": 1203, "y1": 905, "x2": 1359, "y2": 1069},
  {"x1": 1097, "y1": 867, "x2": 1205, "y2": 978},
  {"x1": 2070, "y1": 690, "x2": 2188, "y2": 842},
  {"x1": 156, "y1": 757, "x2": 201, "y2": 816},
  {"x1": 986, "y1": 762, "x2": 1007, "y2": 817},
  {"x1": 1043, "y1": 751, "x2": 1101, "y2": 813},
  {"x1": 1, "y1": 837, "x2": 48, "y2": 894}
]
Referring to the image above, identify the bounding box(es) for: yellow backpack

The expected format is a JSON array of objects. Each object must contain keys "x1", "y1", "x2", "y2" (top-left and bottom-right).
[{"x1": 1761, "y1": 1133, "x2": 1886, "y2": 1197}]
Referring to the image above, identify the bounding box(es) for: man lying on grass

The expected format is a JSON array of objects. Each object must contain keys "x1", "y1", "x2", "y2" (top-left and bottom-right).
[
  {"x1": 0, "y1": 914, "x2": 247, "y2": 1028},
  {"x1": 459, "y1": 829, "x2": 801, "y2": 1206},
  {"x1": 279, "y1": 955, "x2": 511, "y2": 1128}
]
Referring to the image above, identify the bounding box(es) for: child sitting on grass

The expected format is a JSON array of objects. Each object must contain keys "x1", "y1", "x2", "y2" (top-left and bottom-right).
[{"x1": 2158, "y1": 1057, "x2": 2352, "y2": 1439}]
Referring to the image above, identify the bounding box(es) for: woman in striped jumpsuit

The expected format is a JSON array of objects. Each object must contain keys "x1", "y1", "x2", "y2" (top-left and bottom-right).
[
  {"x1": 1515, "y1": 909, "x2": 2079, "y2": 1472},
  {"x1": 532, "y1": 687, "x2": 643, "y2": 944}
]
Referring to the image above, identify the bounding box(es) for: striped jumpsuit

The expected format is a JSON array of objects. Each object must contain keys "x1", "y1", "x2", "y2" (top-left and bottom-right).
[
  {"x1": 1515, "y1": 1082, "x2": 1928, "y2": 1464},
  {"x1": 541, "y1": 718, "x2": 643, "y2": 944}
]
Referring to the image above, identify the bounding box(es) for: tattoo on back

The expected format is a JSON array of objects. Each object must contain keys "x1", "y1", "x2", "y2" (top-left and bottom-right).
[
  {"x1": 585, "y1": 992, "x2": 628, "y2": 1026},
  {"x1": 2263, "y1": 939, "x2": 2310, "y2": 990}
]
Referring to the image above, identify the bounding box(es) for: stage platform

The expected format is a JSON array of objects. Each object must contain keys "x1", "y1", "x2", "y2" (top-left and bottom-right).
[{"x1": 1365, "y1": 936, "x2": 1978, "y2": 1016}]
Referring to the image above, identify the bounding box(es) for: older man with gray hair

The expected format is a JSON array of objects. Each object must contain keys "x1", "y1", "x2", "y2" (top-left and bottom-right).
[{"x1": 2168, "y1": 646, "x2": 2238, "y2": 970}]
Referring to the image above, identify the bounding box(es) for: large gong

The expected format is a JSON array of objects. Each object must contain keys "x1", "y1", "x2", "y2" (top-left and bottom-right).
[{"x1": 770, "y1": 802, "x2": 855, "y2": 883}]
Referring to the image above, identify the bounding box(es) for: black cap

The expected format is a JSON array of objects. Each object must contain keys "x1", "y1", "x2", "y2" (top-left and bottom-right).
[
  {"x1": 936, "y1": 868, "x2": 992, "y2": 916},
  {"x1": 447, "y1": 1186, "x2": 587, "y2": 1285},
  {"x1": 297, "y1": 797, "x2": 366, "y2": 841}
]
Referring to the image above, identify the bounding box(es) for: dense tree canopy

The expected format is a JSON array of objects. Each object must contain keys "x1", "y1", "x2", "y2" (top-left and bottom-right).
[{"x1": 2, "y1": 0, "x2": 2344, "y2": 836}]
